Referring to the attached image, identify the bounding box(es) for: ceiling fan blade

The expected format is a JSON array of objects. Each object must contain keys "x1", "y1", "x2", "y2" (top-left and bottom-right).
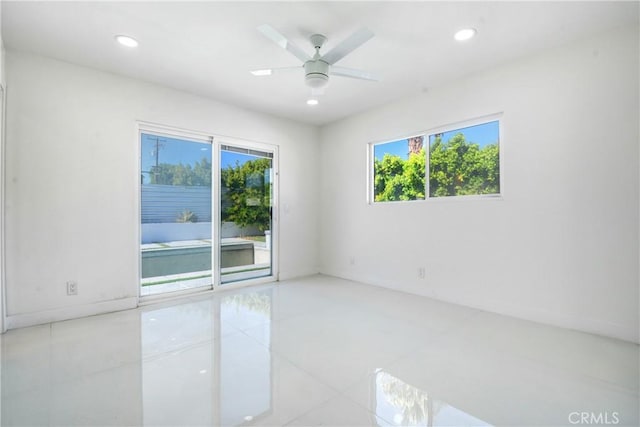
[
  {"x1": 330, "y1": 66, "x2": 380, "y2": 81},
  {"x1": 250, "y1": 66, "x2": 302, "y2": 76},
  {"x1": 257, "y1": 24, "x2": 311, "y2": 63},
  {"x1": 321, "y1": 27, "x2": 374, "y2": 65}
]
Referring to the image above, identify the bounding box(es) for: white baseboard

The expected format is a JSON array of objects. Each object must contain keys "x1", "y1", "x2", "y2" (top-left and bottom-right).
[{"x1": 5, "y1": 297, "x2": 138, "y2": 330}]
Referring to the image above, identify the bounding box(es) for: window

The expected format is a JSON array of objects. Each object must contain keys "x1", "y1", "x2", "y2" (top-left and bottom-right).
[
  {"x1": 373, "y1": 136, "x2": 426, "y2": 202},
  {"x1": 371, "y1": 117, "x2": 501, "y2": 202},
  {"x1": 429, "y1": 120, "x2": 500, "y2": 197}
]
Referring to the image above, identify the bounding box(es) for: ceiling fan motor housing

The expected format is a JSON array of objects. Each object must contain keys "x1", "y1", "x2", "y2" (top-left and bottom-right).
[{"x1": 304, "y1": 59, "x2": 329, "y2": 88}]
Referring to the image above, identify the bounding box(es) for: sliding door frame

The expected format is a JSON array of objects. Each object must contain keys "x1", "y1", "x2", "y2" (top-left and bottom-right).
[
  {"x1": 135, "y1": 122, "x2": 279, "y2": 303},
  {"x1": 217, "y1": 138, "x2": 279, "y2": 288}
]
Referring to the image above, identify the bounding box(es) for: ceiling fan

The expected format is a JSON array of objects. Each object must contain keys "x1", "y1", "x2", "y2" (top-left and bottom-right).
[{"x1": 251, "y1": 24, "x2": 379, "y2": 95}]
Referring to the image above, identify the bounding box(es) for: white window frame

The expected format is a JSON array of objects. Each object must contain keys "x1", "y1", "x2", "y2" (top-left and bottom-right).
[{"x1": 368, "y1": 113, "x2": 503, "y2": 204}]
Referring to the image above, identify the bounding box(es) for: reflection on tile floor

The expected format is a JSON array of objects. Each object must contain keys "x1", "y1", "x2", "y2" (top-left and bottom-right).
[{"x1": 1, "y1": 275, "x2": 638, "y2": 426}]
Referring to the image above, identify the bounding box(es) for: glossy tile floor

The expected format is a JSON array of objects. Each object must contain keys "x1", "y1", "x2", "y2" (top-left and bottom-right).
[{"x1": 1, "y1": 275, "x2": 638, "y2": 426}]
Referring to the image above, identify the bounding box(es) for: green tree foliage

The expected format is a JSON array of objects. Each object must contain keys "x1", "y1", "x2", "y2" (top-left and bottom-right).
[
  {"x1": 374, "y1": 149, "x2": 426, "y2": 201},
  {"x1": 374, "y1": 134, "x2": 499, "y2": 201},
  {"x1": 221, "y1": 158, "x2": 272, "y2": 232},
  {"x1": 429, "y1": 133, "x2": 499, "y2": 197},
  {"x1": 149, "y1": 158, "x2": 212, "y2": 187}
]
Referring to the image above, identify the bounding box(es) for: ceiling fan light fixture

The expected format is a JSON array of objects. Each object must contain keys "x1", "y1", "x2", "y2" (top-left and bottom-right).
[
  {"x1": 305, "y1": 73, "x2": 329, "y2": 89},
  {"x1": 304, "y1": 59, "x2": 330, "y2": 88},
  {"x1": 454, "y1": 28, "x2": 477, "y2": 41},
  {"x1": 115, "y1": 35, "x2": 139, "y2": 47},
  {"x1": 306, "y1": 99, "x2": 319, "y2": 106}
]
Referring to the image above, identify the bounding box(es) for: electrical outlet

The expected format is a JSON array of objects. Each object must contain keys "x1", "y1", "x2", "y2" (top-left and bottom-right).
[
  {"x1": 418, "y1": 267, "x2": 426, "y2": 279},
  {"x1": 67, "y1": 281, "x2": 78, "y2": 295}
]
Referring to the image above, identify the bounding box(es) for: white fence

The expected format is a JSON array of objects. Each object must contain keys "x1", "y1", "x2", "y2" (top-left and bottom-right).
[{"x1": 141, "y1": 184, "x2": 211, "y2": 223}]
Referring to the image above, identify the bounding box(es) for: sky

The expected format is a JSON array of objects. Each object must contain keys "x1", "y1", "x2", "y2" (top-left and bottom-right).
[
  {"x1": 141, "y1": 120, "x2": 497, "y2": 176},
  {"x1": 141, "y1": 133, "x2": 263, "y2": 178},
  {"x1": 374, "y1": 120, "x2": 499, "y2": 161}
]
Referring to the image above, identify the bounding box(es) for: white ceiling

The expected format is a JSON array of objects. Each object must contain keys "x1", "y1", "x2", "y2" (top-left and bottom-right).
[{"x1": 2, "y1": 1, "x2": 638, "y2": 126}]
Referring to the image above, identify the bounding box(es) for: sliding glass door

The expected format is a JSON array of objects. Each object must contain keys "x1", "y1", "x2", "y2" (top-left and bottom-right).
[
  {"x1": 219, "y1": 145, "x2": 273, "y2": 284},
  {"x1": 139, "y1": 128, "x2": 277, "y2": 296},
  {"x1": 140, "y1": 132, "x2": 213, "y2": 296}
]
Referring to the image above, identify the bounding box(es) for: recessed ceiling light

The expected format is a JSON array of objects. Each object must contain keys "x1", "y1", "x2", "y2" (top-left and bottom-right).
[
  {"x1": 306, "y1": 99, "x2": 319, "y2": 106},
  {"x1": 251, "y1": 69, "x2": 272, "y2": 76},
  {"x1": 454, "y1": 28, "x2": 477, "y2": 42},
  {"x1": 115, "y1": 35, "x2": 139, "y2": 48}
]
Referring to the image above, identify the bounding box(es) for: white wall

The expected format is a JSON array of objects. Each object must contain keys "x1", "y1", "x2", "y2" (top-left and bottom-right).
[
  {"x1": 0, "y1": 6, "x2": 5, "y2": 427},
  {"x1": 4, "y1": 50, "x2": 319, "y2": 326},
  {"x1": 0, "y1": 0, "x2": 6, "y2": 333},
  {"x1": 319, "y1": 25, "x2": 639, "y2": 343}
]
